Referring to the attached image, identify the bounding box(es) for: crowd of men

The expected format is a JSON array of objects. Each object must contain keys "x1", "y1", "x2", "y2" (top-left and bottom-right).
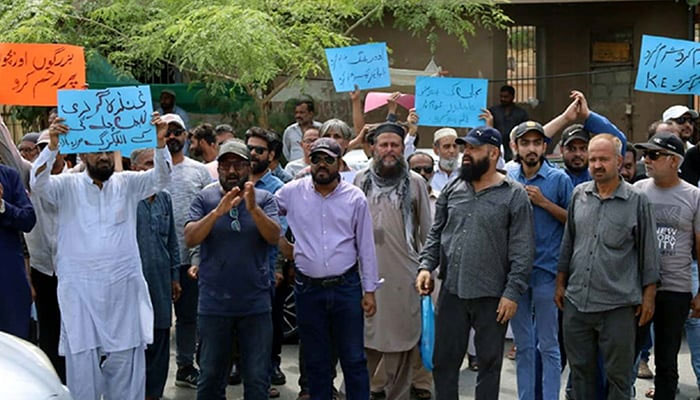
[{"x1": 2, "y1": 85, "x2": 700, "y2": 400}]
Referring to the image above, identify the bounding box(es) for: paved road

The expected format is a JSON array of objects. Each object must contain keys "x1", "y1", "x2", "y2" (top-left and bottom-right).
[{"x1": 163, "y1": 337, "x2": 700, "y2": 399}]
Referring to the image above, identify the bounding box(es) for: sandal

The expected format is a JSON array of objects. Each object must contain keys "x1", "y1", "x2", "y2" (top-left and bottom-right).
[{"x1": 645, "y1": 387, "x2": 654, "y2": 399}]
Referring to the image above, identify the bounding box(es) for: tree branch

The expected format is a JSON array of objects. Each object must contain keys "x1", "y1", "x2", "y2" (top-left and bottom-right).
[
  {"x1": 261, "y1": 74, "x2": 298, "y2": 104},
  {"x1": 344, "y1": 2, "x2": 384, "y2": 36}
]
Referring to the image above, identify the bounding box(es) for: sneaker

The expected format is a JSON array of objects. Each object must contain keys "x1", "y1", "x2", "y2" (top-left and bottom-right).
[
  {"x1": 175, "y1": 365, "x2": 199, "y2": 389},
  {"x1": 637, "y1": 360, "x2": 654, "y2": 379},
  {"x1": 228, "y1": 363, "x2": 242, "y2": 385},
  {"x1": 271, "y1": 364, "x2": 286, "y2": 385}
]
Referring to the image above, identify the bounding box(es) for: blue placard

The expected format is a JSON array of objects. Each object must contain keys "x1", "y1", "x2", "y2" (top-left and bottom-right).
[
  {"x1": 325, "y1": 42, "x2": 391, "y2": 92},
  {"x1": 57, "y1": 85, "x2": 155, "y2": 154},
  {"x1": 415, "y1": 76, "x2": 488, "y2": 128},
  {"x1": 635, "y1": 34, "x2": 700, "y2": 95}
]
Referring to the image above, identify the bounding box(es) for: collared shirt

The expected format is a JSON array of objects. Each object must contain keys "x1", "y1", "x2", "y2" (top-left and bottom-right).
[
  {"x1": 272, "y1": 164, "x2": 293, "y2": 183},
  {"x1": 137, "y1": 191, "x2": 180, "y2": 329},
  {"x1": 30, "y1": 146, "x2": 172, "y2": 354},
  {"x1": 431, "y1": 167, "x2": 458, "y2": 193},
  {"x1": 558, "y1": 179, "x2": 660, "y2": 313},
  {"x1": 0, "y1": 163, "x2": 35, "y2": 276},
  {"x1": 275, "y1": 177, "x2": 380, "y2": 292},
  {"x1": 189, "y1": 184, "x2": 279, "y2": 317},
  {"x1": 509, "y1": 161, "x2": 573, "y2": 274},
  {"x1": 419, "y1": 176, "x2": 534, "y2": 301},
  {"x1": 565, "y1": 168, "x2": 592, "y2": 187},
  {"x1": 282, "y1": 121, "x2": 323, "y2": 162}
]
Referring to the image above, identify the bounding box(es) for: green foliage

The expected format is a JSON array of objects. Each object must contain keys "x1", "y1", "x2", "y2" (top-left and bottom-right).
[{"x1": 0, "y1": 0, "x2": 511, "y2": 126}]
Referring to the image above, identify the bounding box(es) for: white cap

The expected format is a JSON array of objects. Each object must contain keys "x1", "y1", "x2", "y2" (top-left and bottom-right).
[
  {"x1": 662, "y1": 105, "x2": 698, "y2": 122},
  {"x1": 433, "y1": 127, "x2": 458, "y2": 144},
  {"x1": 37, "y1": 130, "x2": 50, "y2": 145},
  {"x1": 161, "y1": 113, "x2": 186, "y2": 130}
]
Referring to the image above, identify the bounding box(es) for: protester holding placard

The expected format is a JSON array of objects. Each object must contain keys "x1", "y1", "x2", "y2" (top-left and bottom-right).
[{"x1": 30, "y1": 113, "x2": 171, "y2": 400}]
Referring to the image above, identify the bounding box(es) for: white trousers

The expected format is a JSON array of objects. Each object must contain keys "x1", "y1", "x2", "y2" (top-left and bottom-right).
[{"x1": 65, "y1": 344, "x2": 145, "y2": 400}]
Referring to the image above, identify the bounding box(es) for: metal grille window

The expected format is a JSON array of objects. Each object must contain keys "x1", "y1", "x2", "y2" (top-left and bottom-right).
[{"x1": 507, "y1": 25, "x2": 537, "y2": 103}]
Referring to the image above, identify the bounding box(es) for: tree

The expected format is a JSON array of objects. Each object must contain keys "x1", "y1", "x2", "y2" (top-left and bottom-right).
[{"x1": 0, "y1": 0, "x2": 511, "y2": 127}]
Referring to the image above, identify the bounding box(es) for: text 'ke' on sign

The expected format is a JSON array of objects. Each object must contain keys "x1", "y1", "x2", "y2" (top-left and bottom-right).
[
  {"x1": 635, "y1": 34, "x2": 700, "y2": 95},
  {"x1": 57, "y1": 86, "x2": 156, "y2": 155},
  {"x1": 0, "y1": 43, "x2": 86, "y2": 106},
  {"x1": 415, "y1": 76, "x2": 488, "y2": 128},
  {"x1": 324, "y1": 42, "x2": 391, "y2": 92}
]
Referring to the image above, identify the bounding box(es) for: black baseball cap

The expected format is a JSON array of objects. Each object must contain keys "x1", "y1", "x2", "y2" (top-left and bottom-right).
[
  {"x1": 512, "y1": 121, "x2": 546, "y2": 140},
  {"x1": 634, "y1": 132, "x2": 685, "y2": 157},
  {"x1": 456, "y1": 126, "x2": 502, "y2": 147},
  {"x1": 560, "y1": 124, "x2": 590, "y2": 146},
  {"x1": 373, "y1": 122, "x2": 406, "y2": 140},
  {"x1": 309, "y1": 137, "x2": 342, "y2": 158}
]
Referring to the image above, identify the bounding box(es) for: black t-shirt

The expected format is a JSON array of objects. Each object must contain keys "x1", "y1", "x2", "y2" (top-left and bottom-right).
[{"x1": 680, "y1": 146, "x2": 700, "y2": 187}]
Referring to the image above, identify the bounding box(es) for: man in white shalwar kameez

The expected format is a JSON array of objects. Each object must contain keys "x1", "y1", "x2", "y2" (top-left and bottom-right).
[{"x1": 30, "y1": 114, "x2": 172, "y2": 400}]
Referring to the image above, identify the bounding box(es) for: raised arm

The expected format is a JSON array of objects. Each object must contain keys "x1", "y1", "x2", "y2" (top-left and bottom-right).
[{"x1": 0, "y1": 114, "x2": 32, "y2": 188}]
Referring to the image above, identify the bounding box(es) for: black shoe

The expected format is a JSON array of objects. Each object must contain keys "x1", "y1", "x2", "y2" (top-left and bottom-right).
[
  {"x1": 175, "y1": 365, "x2": 199, "y2": 389},
  {"x1": 228, "y1": 363, "x2": 242, "y2": 386},
  {"x1": 270, "y1": 365, "x2": 286, "y2": 385}
]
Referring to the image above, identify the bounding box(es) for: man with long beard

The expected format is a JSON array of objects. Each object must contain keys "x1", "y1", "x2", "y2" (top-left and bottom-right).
[
  {"x1": 355, "y1": 123, "x2": 432, "y2": 399},
  {"x1": 30, "y1": 114, "x2": 172, "y2": 400},
  {"x1": 184, "y1": 139, "x2": 281, "y2": 399},
  {"x1": 507, "y1": 121, "x2": 573, "y2": 400},
  {"x1": 416, "y1": 126, "x2": 534, "y2": 400},
  {"x1": 275, "y1": 138, "x2": 379, "y2": 400}
]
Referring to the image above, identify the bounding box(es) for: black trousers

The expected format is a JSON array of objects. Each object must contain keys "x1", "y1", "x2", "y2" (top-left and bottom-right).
[
  {"x1": 272, "y1": 285, "x2": 284, "y2": 366},
  {"x1": 31, "y1": 268, "x2": 66, "y2": 383},
  {"x1": 635, "y1": 291, "x2": 691, "y2": 400},
  {"x1": 433, "y1": 291, "x2": 506, "y2": 400}
]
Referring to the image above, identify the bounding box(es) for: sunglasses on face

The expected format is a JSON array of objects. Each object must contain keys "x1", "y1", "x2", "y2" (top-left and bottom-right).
[
  {"x1": 166, "y1": 128, "x2": 186, "y2": 137},
  {"x1": 310, "y1": 154, "x2": 337, "y2": 165},
  {"x1": 247, "y1": 145, "x2": 268, "y2": 155},
  {"x1": 673, "y1": 116, "x2": 695, "y2": 125},
  {"x1": 411, "y1": 166, "x2": 434, "y2": 174},
  {"x1": 644, "y1": 150, "x2": 673, "y2": 161},
  {"x1": 218, "y1": 160, "x2": 249, "y2": 172},
  {"x1": 229, "y1": 208, "x2": 241, "y2": 232}
]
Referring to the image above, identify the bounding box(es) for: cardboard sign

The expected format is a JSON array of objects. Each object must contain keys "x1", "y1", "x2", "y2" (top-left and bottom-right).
[
  {"x1": 635, "y1": 34, "x2": 700, "y2": 95},
  {"x1": 0, "y1": 43, "x2": 86, "y2": 106},
  {"x1": 57, "y1": 85, "x2": 155, "y2": 154},
  {"x1": 415, "y1": 76, "x2": 488, "y2": 127},
  {"x1": 325, "y1": 43, "x2": 391, "y2": 92}
]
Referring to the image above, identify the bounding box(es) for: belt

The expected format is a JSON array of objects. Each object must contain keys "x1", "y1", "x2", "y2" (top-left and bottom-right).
[{"x1": 296, "y1": 265, "x2": 358, "y2": 288}]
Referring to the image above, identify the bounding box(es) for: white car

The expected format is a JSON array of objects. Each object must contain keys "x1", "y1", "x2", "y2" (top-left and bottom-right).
[{"x1": 0, "y1": 332, "x2": 72, "y2": 400}]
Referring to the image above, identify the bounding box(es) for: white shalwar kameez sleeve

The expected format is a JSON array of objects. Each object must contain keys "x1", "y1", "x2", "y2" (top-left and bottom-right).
[{"x1": 31, "y1": 146, "x2": 173, "y2": 400}]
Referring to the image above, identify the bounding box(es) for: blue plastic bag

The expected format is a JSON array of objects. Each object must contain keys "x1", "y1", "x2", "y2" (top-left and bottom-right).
[{"x1": 420, "y1": 295, "x2": 435, "y2": 371}]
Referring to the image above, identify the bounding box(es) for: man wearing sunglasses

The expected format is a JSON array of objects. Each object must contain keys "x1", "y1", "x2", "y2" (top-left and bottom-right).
[
  {"x1": 275, "y1": 138, "x2": 379, "y2": 400},
  {"x1": 663, "y1": 105, "x2": 698, "y2": 148},
  {"x1": 633, "y1": 132, "x2": 700, "y2": 399},
  {"x1": 408, "y1": 152, "x2": 438, "y2": 211},
  {"x1": 161, "y1": 113, "x2": 215, "y2": 389},
  {"x1": 184, "y1": 139, "x2": 281, "y2": 399}
]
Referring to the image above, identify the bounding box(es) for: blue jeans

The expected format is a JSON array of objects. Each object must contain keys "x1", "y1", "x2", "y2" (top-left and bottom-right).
[
  {"x1": 197, "y1": 312, "x2": 272, "y2": 400},
  {"x1": 294, "y1": 269, "x2": 369, "y2": 400},
  {"x1": 511, "y1": 269, "x2": 561, "y2": 400},
  {"x1": 686, "y1": 261, "x2": 700, "y2": 389}
]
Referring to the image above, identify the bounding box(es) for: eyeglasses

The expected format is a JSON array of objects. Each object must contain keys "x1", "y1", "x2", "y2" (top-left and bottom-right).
[
  {"x1": 411, "y1": 166, "x2": 434, "y2": 174},
  {"x1": 166, "y1": 128, "x2": 186, "y2": 137},
  {"x1": 18, "y1": 146, "x2": 37, "y2": 154},
  {"x1": 229, "y1": 208, "x2": 241, "y2": 232},
  {"x1": 644, "y1": 150, "x2": 674, "y2": 161},
  {"x1": 218, "y1": 160, "x2": 249, "y2": 171},
  {"x1": 247, "y1": 145, "x2": 268, "y2": 155},
  {"x1": 673, "y1": 116, "x2": 695, "y2": 125},
  {"x1": 302, "y1": 138, "x2": 317, "y2": 145},
  {"x1": 310, "y1": 154, "x2": 336, "y2": 165}
]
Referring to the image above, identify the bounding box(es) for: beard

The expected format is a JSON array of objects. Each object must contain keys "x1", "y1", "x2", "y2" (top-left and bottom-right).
[
  {"x1": 191, "y1": 146, "x2": 203, "y2": 158},
  {"x1": 374, "y1": 153, "x2": 405, "y2": 178},
  {"x1": 251, "y1": 158, "x2": 270, "y2": 175},
  {"x1": 564, "y1": 158, "x2": 587, "y2": 174},
  {"x1": 520, "y1": 153, "x2": 545, "y2": 168},
  {"x1": 167, "y1": 139, "x2": 184, "y2": 154},
  {"x1": 312, "y1": 168, "x2": 340, "y2": 185},
  {"x1": 220, "y1": 173, "x2": 247, "y2": 192},
  {"x1": 87, "y1": 162, "x2": 115, "y2": 182},
  {"x1": 459, "y1": 155, "x2": 490, "y2": 182},
  {"x1": 439, "y1": 157, "x2": 459, "y2": 172}
]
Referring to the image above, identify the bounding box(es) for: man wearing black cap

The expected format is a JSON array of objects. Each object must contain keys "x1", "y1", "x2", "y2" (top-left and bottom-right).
[
  {"x1": 555, "y1": 134, "x2": 659, "y2": 400},
  {"x1": 507, "y1": 121, "x2": 573, "y2": 400},
  {"x1": 276, "y1": 138, "x2": 379, "y2": 400},
  {"x1": 634, "y1": 133, "x2": 700, "y2": 399},
  {"x1": 355, "y1": 122, "x2": 432, "y2": 399},
  {"x1": 559, "y1": 125, "x2": 591, "y2": 187},
  {"x1": 184, "y1": 139, "x2": 281, "y2": 399},
  {"x1": 416, "y1": 126, "x2": 534, "y2": 400},
  {"x1": 18, "y1": 132, "x2": 40, "y2": 162}
]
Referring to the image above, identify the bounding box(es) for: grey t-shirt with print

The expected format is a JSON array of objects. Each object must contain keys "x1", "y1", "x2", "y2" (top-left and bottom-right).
[{"x1": 635, "y1": 178, "x2": 700, "y2": 293}]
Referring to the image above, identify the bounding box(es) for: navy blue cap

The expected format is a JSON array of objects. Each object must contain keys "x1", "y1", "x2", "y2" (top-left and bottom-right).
[
  {"x1": 456, "y1": 126, "x2": 502, "y2": 147},
  {"x1": 310, "y1": 137, "x2": 342, "y2": 158}
]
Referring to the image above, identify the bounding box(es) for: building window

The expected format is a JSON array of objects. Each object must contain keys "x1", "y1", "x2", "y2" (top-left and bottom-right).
[{"x1": 507, "y1": 25, "x2": 537, "y2": 104}]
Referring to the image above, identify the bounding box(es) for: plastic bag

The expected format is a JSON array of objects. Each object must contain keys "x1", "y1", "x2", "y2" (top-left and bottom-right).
[{"x1": 420, "y1": 295, "x2": 435, "y2": 371}]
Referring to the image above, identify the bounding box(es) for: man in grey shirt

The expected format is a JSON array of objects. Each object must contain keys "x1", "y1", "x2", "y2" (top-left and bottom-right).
[
  {"x1": 282, "y1": 100, "x2": 322, "y2": 162},
  {"x1": 634, "y1": 132, "x2": 700, "y2": 398},
  {"x1": 555, "y1": 134, "x2": 659, "y2": 400},
  {"x1": 416, "y1": 127, "x2": 534, "y2": 400}
]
